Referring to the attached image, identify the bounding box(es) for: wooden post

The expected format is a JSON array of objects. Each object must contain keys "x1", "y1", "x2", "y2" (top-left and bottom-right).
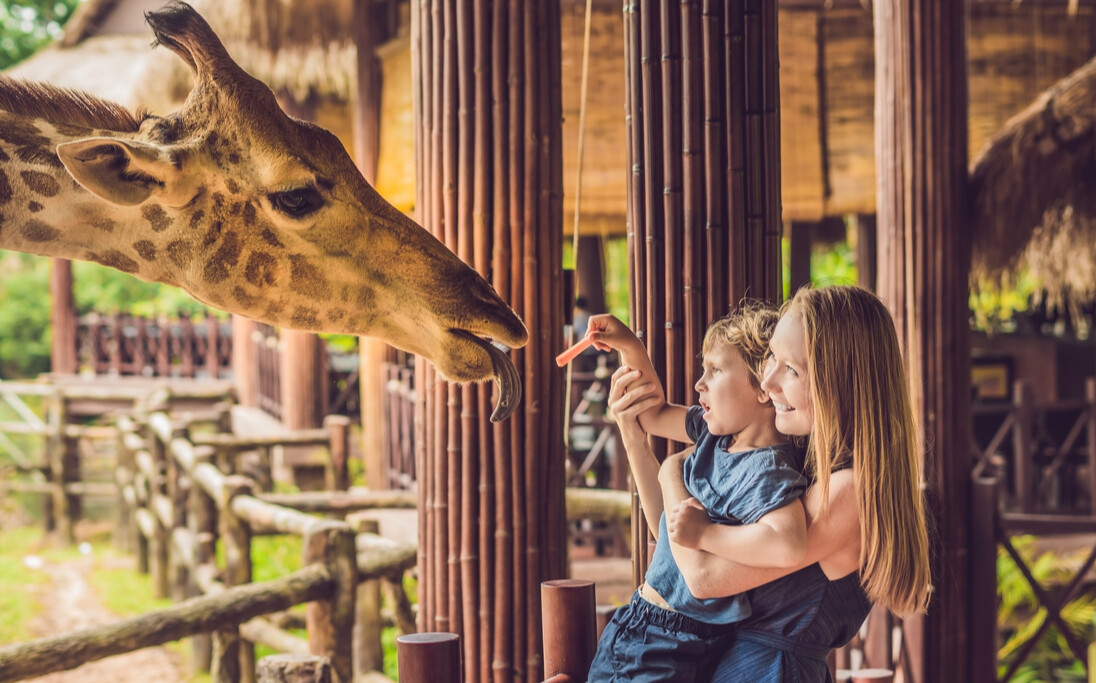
[
  {"x1": 114, "y1": 424, "x2": 133, "y2": 553},
  {"x1": 970, "y1": 477, "x2": 998, "y2": 683},
  {"x1": 324, "y1": 415, "x2": 352, "y2": 491},
  {"x1": 396, "y1": 633, "x2": 461, "y2": 683},
  {"x1": 1013, "y1": 381, "x2": 1034, "y2": 512},
  {"x1": 217, "y1": 475, "x2": 254, "y2": 683},
  {"x1": 257, "y1": 654, "x2": 332, "y2": 682},
  {"x1": 788, "y1": 221, "x2": 813, "y2": 295},
  {"x1": 50, "y1": 258, "x2": 77, "y2": 374},
  {"x1": 541, "y1": 580, "x2": 596, "y2": 682},
  {"x1": 853, "y1": 213, "x2": 877, "y2": 291},
  {"x1": 47, "y1": 390, "x2": 74, "y2": 545},
  {"x1": 348, "y1": 516, "x2": 384, "y2": 677},
  {"x1": 873, "y1": 0, "x2": 970, "y2": 679},
  {"x1": 189, "y1": 445, "x2": 218, "y2": 674},
  {"x1": 147, "y1": 417, "x2": 171, "y2": 598},
  {"x1": 206, "y1": 316, "x2": 222, "y2": 379},
  {"x1": 303, "y1": 522, "x2": 357, "y2": 683},
  {"x1": 1086, "y1": 378, "x2": 1096, "y2": 515},
  {"x1": 232, "y1": 316, "x2": 260, "y2": 408}
]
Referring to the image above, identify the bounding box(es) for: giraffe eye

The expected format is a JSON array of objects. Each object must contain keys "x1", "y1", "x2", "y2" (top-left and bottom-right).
[{"x1": 270, "y1": 187, "x2": 323, "y2": 217}]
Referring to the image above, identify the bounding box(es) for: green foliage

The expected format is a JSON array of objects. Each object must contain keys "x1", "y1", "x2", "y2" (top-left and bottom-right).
[
  {"x1": 996, "y1": 535, "x2": 1096, "y2": 681},
  {"x1": 970, "y1": 272, "x2": 1039, "y2": 334},
  {"x1": 0, "y1": 252, "x2": 216, "y2": 379},
  {"x1": 0, "y1": 253, "x2": 52, "y2": 378},
  {"x1": 0, "y1": 0, "x2": 83, "y2": 69}
]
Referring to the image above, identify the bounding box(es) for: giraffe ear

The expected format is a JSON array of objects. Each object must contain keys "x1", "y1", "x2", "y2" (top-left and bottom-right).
[{"x1": 56, "y1": 138, "x2": 181, "y2": 207}]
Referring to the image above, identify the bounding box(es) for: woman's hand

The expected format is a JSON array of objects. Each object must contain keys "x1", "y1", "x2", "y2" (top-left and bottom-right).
[
  {"x1": 666, "y1": 498, "x2": 713, "y2": 550},
  {"x1": 607, "y1": 365, "x2": 660, "y2": 446}
]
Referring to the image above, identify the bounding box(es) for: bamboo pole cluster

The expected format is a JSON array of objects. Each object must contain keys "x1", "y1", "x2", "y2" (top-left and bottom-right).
[
  {"x1": 411, "y1": 2, "x2": 566, "y2": 682},
  {"x1": 622, "y1": 0, "x2": 783, "y2": 581}
]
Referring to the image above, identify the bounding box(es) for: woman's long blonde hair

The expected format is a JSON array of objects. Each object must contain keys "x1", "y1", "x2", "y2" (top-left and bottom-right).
[{"x1": 789, "y1": 286, "x2": 931, "y2": 616}]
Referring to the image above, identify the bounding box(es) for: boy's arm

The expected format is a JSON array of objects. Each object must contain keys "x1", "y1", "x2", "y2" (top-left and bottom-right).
[
  {"x1": 666, "y1": 499, "x2": 808, "y2": 569},
  {"x1": 587, "y1": 314, "x2": 689, "y2": 442}
]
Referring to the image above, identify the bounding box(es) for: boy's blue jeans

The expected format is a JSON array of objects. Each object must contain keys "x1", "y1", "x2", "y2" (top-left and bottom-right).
[{"x1": 586, "y1": 591, "x2": 733, "y2": 682}]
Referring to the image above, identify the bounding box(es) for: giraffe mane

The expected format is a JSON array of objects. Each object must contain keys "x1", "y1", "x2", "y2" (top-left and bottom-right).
[{"x1": 0, "y1": 74, "x2": 146, "y2": 132}]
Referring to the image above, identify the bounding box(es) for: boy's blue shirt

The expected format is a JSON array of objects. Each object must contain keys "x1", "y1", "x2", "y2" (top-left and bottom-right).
[{"x1": 645, "y1": 405, "x2": 806, "y2": 624}]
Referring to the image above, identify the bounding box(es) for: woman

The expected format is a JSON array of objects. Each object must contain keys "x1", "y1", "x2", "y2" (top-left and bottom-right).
[{"x1": 608, "y1": 285, "x2": 932, "y2": 681}]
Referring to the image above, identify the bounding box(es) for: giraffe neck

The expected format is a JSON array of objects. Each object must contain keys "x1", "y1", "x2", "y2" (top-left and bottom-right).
[{"x1": 0, "y1": 112, "x2": 181, "y2": 286}]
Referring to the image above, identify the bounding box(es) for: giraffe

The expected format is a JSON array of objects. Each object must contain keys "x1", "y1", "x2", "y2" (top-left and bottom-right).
[{"x1": 0, "y1": 1, "x2": 527, "y2": 420}]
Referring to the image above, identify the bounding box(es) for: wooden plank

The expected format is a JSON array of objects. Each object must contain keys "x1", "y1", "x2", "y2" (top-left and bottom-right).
[{"x1": 778, "y1": 10, "x2": 825, "y2": 221}]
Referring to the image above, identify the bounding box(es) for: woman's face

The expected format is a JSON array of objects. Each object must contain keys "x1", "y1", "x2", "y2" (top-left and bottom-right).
[{"x1": 761, "y1": 309, "x2": 814, "y2": 436}]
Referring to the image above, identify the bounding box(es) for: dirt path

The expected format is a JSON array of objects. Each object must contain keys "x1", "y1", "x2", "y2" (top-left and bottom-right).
[{"x1": 23, "y1": 552, "x2": 187, "y2": 683}]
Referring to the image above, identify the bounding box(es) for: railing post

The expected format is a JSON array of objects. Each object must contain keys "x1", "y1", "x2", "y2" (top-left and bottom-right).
[
  {"x1": 324, "y1": 415, "x2": 352, "y2": 491},
  {"x1": 303, "y1": 522, "x2": 357, "y2": 683},
  {"x1": 396, "y1": 633, "x2": 461, "y2": 683},
  {"x1": 114, "y1": 421, "x2": 134, "y2": 553},
  {"x1": 147, "y1": 417, "x2": 171, "y2": 598},
  {"x1": 541, "y1": 579, "x2": 597, "y2": 682},
  {"x1": 971, "y1": 476, "x2": 999, "y2": 683},
  {"x1": 1013, "y1": 380, "x2": 1035, "y2": 512},
  {"x1": 47, "y1": 389, "x2": 74, "y2": 545},
  {"x1": 257, "y1": 654, "x2": 332, "y2": 682},
  {"x1": 1086, "y1": 378, "x2": 1096, "y2": 515},
  {"x1": 189, "y1": 444, "x2": 217, "y2": 674},
  {"x1": 347, "y1": 515, "x2": 384, "y2": 677},
  {"x1": 216, "y1": 475, "x2": 254, "y2": 683}
]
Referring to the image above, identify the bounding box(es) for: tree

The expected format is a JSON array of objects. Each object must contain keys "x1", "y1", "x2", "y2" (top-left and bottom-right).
[{"x1": 0, "y1": 0, "x2": 83, "y2": 69}]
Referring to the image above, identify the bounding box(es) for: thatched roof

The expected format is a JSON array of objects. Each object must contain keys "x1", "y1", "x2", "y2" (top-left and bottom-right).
[
  {"x1": 969, "y1": 53, "x2": 1096, "y2": 305},
  {"x1": 192, "y1": 0, "x2": 357, "y2": 102}
]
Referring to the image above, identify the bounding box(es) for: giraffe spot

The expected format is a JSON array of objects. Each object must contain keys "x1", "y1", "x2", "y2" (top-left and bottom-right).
[
  {"x1": 27, "y1": 201, "x2": 43, "y2": 213},
  {"x1": 92, "y1": 218, "x2": 116, "y2": 232},
  {"x1": 203, "y1": 231, "x2": 241, "y2": 284},
  {"x1": 228, "y1": 152, "x2": 241, "y2": 165},
  {"x1": 232, "y1": 286, "x2": 257, "y2": 310},
  {"x1": 0, "y1": 116, "x2": 53, "y2": 165},
  {"x1": 242, "y1": 202, "x2": 257, "y2": 227},
  {"x1": 0, "y1": 169, "x2": 11, "y2": 205},
  {"x1": 291, "y1": 308, "x2": 321, "y2": 329},
  {"x1": 20, "y1": 170, "x2": 60, "y2": 197},
  {"x1": 245, "y1": 251, "x2": 278, "y2": 287},
  {"x1": 289, "y1": 255, "x2": 331, "y2": 297},
  {"x1": 166, "y1": 240, "x2": 192, "y2": 268},
  {"x1": 133, "y1": 240, "x2": 157, "y2": 261},
  {"x1": 20, "y1": 219, "x2": 60, "y2": 242},
  {"x1": 0, "y1": 147, "x2": 8, "y2": 162},
  {"x1": 88, "y1": 249, "x2": 138, "y2": 273},
  {"x1": 229, "y1": 201, "x2": 242, "y2": 216},
  {"x1": 142, "y1": 204, "x2": 172, "y2": 232},
  {"x1": 189, "y1": 210, "x2": 206, "y2": 229},
  {"x1": 202, "y1": 220, "x2": 224, "y2": 247},
  {"x1": 356, "y1": 287, "x2": 376, "y2": 309},
  {"x1": 226, "y1": 179, "x2": 240, "y2": 194},
  {"x1": 264, "y1": 301, "x2": 286, "y2": 321},
  {"x1": 327, "y1": 309, "x2": 347, "y2": 324},
  {"x1": 260, "y1": 228, "x2": 283, "y2": 248}
]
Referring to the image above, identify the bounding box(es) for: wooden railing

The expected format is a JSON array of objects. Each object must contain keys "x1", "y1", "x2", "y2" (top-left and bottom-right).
[{"x1": 0, "y1": 377, "x2": 632, "y2": 683}]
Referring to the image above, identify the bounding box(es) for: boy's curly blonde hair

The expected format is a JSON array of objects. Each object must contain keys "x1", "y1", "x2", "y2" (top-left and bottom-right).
[{"x1": 700, "y1": 300, "x2": 779, "y2": 389}]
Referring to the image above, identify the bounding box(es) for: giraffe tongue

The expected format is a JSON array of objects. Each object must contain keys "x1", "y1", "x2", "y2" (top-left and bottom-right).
[
  {"x1": 484, "y1": 339, "x2": 522, "y2": 423},
  {"x1": 452, "y1": 330, "x2": 522, "y2": 422}
]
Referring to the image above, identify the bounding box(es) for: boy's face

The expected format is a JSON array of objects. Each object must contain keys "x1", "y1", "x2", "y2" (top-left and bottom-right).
[{"x1": 694, "y1": 341, "x2": 768, "y2": 437}]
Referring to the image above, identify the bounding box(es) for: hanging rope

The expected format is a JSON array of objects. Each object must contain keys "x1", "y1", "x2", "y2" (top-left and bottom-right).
[{"x1": 564, "y1": 0, "x2": 596, "y2": 452}]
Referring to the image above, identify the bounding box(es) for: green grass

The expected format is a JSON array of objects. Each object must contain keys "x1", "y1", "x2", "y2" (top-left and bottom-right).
[{"x1": 0, "y1": 526, "x2": 49, "y2": 644}]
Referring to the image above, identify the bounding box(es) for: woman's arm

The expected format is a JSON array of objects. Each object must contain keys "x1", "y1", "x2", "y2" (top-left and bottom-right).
[
  {"x1": 662, "y1": 469, "x2": 861, "y2": 599},
  {"x1": 607, "y1": 365, "x2": 670, "y2": 530},
  {"x1": 667, "y1": 498, "x2": 808, "y2": 569}
]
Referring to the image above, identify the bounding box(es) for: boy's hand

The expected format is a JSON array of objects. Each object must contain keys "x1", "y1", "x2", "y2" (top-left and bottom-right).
[
  {"x1": 585, "y1": 314, "x2": 638, "y2": 353},
  {"x1": 666, "y1": 497, "x2": 711, "y2": 550}
]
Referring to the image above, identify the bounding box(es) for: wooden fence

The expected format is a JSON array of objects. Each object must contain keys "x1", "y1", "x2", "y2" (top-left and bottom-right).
[
  {"x1": 0, "y1": 378, "x2": 631, "y2": 683},
  {"x1": 72, "y1": 315, "x2": 361, "y2": 419}
]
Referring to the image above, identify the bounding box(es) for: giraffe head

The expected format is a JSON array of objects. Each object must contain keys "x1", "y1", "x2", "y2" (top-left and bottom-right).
[{"x1": 50, "y1": 1, "x2": 527, "y2": 420}]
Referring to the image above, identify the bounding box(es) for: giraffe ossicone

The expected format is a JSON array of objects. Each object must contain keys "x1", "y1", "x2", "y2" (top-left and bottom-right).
[{"x1": 0, "y1": 0, "x2": 528, "y2": 421}]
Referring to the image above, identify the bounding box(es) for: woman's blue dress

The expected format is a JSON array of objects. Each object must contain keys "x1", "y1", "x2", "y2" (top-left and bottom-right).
[{"x1": 710, "y1": 564, "x2": 872, "y2": 682}]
